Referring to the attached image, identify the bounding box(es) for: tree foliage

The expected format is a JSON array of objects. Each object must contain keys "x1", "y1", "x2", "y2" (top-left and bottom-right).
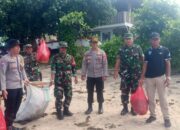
[
  {"x1": 133, "y1": 0, "x2": 180, "y2": 48},
  {"x1": 133, "y1": 0, "x2": 180, "y2": 72},
  {"x1": 0, "y1": 0, "x2": 115, "y2": 44},
  {"x1": 101, "y1": 36, "x2": 124, "y2": 68}
]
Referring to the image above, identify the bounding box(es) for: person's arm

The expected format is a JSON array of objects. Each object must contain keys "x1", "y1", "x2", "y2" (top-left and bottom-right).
[
  {"x1": 102, "y1": 52, "x2": 108, "y2": 80},
  {"x1": 81, "y1": 53, "x2": 87, "y2": 80},
  {"x1": 71, "y1": 56, "x2": 78, "y2": 84},
  {"x1": 165, "y1": 60, "x2": 171, "y2": 78},
  {"x1": 164, "y1": 48, "x2": 171, "y2": 87},
  {"x1": 50, "y1": 56, "x2": 56, "y2": 86},
  {"x1": 0, "y1": 57, "x2": 8, "y2": 99},
  {"x1": 114, "y1": 58, "x2": 120, "y2": 79}
]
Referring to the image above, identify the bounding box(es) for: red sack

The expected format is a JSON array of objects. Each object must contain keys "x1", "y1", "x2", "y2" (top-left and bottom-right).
[
  {"x1": 130, "y1": 85, "x2": 148, "y2": 115},
  {"x1": 0, "y1": 107, "x2": 6, "y2": 130},
  {"x1": 36, "y1": 39, "x2": 50, "y2": 63}
]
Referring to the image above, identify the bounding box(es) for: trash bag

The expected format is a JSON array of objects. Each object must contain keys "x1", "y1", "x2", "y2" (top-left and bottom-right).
[
  {"x1": 130, "y1": 85, "x2": 148, "y2": 115},
  {"x1": 36, "y1": 39, "x2": 50, "y2": 63},
  {"x1": 0, "y1": 107, "x2": 6, "y2": 130},
  {"x1": 15, "y1": 85, "x2": 50, "y2": 122}
]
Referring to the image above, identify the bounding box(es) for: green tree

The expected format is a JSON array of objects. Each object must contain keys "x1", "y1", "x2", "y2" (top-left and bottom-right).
[
  {"x1": 0, "y1": 0, "x2": 64, "y2": 43},
  {"x1": 133, "y1": 0, "x2": 180, "y2": 72},
  {"x1": 133, "y1": 0, "x2": 180, "y2": 49},
  {"x1": 101, "y1": 36, "x2": 124, "y2": 68}
]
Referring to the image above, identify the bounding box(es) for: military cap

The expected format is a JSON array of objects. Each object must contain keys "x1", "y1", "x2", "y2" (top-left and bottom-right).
[
  {"x1": 24, "y1": 44, "x2": 32, "y2": 48},
  {"x1": 124, "y1": 33, "x2": 133, "y2": 39},
  {"x1": 59, "y1": 41, "x2": 68, "y2": 48},
  {"x1": 150, "y1": 32, "x2": 160, "y2": 39}
]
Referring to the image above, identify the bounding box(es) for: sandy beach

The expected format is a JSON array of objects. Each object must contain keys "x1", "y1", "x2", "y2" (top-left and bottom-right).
[{"x1": 6, "y1": 65, "x2": 180, "y2": 130}]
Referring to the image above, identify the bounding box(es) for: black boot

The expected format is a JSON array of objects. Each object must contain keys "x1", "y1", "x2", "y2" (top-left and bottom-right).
[
  {"x1": 57, "y1": 110, "x2": 64, "y2": 120},
  {"x1": 120, "y1": 104, "x2": 129, "y2": 116},
  {"x1": 98, "y1": 103, "x2": 103, "y2": 114},
  {"x1": 85, "y1": 103, "x2": 93, "y2": 115},
  {"x1": 130, "y1": 107, "x2": 137, "y2": 116},
  {"x1": 64, "y1": 107, "x2": 73, "y2": 116}
]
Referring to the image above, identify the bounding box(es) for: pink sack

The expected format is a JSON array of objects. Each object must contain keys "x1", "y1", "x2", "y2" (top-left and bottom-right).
[
  {"x1": 0, "y1": 107, "x2": 6, "y2": 130},
  {"x1": 36, "y1": 39, "x2": 50, "y2": 63},
  {"x1": 130, "y1": 85, "x2": 148, "y2": 115}
]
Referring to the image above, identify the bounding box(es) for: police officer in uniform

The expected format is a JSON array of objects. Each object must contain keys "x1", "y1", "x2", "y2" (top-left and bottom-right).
[
  {"x1": 114, "y1": 33, "x2": 144, "y2": 116},
  {"x1": 50, "y1": 41, "x2": 78, "y2": 120},
  {"x1": 0, "y1": 39, "x2": 28, "y2": 130}
]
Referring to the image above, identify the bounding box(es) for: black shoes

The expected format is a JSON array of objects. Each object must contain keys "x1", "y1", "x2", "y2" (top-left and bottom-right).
[
  {"x1": 57, "y1": 110, "x2": 64, "y2": 120},
  {"x1": 64, "y1": 107, "x2": 73, "y2": 116},
  {"x1": 146, "y1": 116, "x2": 171, "y2": 128},
  {"x1": 120, "y1": 107, "x2": 129, "y2": 115},
  {"x1": 98, "y1": 103, "x2": 103, "y2": 114},
  {"x1": 85, "y1": 107, "x2": 93, "y2": 115},
  {"x1": 146, "y1": 116, "x2": 156, "y2": 123},
  {"x1": 164, "y1": 119, "x2": 171, "y2": 128},
  {"x1": 130, "y1": 107, "x2": 137, "y2": 116},
  {"x1": 85, "y1": 103, "x2": 104, "y2": 114}
]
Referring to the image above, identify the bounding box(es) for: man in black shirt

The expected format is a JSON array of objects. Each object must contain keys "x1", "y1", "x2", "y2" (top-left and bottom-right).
[{"x1": 140, "y1": 32, "x2": 171, "y2": 128}]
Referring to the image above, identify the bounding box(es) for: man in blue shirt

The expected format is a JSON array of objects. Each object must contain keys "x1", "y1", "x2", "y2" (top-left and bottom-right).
[{"x1": 140, "y1": 32, "x2": 171, "y2": 128}]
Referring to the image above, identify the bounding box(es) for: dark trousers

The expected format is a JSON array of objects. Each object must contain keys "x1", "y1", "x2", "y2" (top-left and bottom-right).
[
  {"x1": 86, "y1": 77, "x2": 104, "y2": 104},
  {"x1": 4, "y1": 88, "x2": 23, "y2": 127}
]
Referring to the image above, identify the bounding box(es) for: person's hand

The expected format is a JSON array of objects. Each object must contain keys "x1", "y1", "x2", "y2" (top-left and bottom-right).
[
  {"x1": 81, "y1": 75, "x2": 86, "y2": 81},
  {"x1": 2, "y1": 90, "x2": 8, "y2": 100},
  {"x1": 74, "y1": 76, "x2": 78, "y2": 84},
  {"x1": 164, "y1": 77, "x2": 171, "y2": 87},
  {"x1": 24, "y1": 79, "x2": 30, "y2": 86},
  {"x1": 113, "y1": 71, "x2": 119, "y2": 80},
  {"x1": 138, "y1": 77, "x2": 144, "y2": 86},
  {"x1": 49, "y1": 80, "x2": 54, "y2": 87},
  {"x1": 102, "y1": 76, "x2": 107, "y2": 81}
]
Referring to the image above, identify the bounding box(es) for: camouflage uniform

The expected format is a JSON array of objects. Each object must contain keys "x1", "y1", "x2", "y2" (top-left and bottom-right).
[
  {"x1": 117, "y1": 44, "x2": 144, "y2": 104},
  {"x1": 51, "y1": 43, "x2": 76, "y2": 116},
  {"x1": 24, "y1": 52, "x2": 41, "y2": 81}
]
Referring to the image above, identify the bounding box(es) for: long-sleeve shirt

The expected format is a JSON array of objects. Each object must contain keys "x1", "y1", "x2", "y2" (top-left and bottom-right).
[
  {"x1": 81, "y1": 49, "x2": 108, "y2": 78},
  {"x1": 0, "y1": 54, "x2": 27, "y2": 90}
]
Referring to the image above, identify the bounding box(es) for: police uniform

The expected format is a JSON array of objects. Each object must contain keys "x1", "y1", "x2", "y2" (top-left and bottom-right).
[
  {"x1": 51, "y1": 41, "x2": 76, "y2": 119},
  {"x1": 117, "y1": 33, "x2": 144, "y2": 115},
  {"x1": 23, "y1": 44, "x2": 41, "y2": 81},
  {"x1": 0, "y1": 39, "x2": 27, "y2": 128}
]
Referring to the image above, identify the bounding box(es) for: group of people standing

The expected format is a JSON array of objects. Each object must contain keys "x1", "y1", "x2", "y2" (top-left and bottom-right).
[{"x1": 0, "y1": 32, "x2": 171, "y2": 130}]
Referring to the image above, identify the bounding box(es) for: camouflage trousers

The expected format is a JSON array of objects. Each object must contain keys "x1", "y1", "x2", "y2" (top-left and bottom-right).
[
  {"x1": 120, "y1": 75, "x2": 140, "y2": 105},
  {"x1": 54, "y1": 83, "x2": 72, "y2": 112}
]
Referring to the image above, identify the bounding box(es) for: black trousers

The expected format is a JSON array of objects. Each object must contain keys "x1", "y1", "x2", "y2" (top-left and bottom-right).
[
  {"x1": 86, "y1": 77, "x2": 104, "y2": 104},
  {"x1": 4, "y1": 88, "x2": 23, "y2": 127}
]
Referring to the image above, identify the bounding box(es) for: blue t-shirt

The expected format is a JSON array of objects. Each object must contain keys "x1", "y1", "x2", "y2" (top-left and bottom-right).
[{"x1": 145, "y1": 46, "x2": 171, "y2": 78}]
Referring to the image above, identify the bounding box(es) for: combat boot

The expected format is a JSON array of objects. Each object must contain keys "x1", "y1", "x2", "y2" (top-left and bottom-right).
[
  {"x1": 98, "y1": 103, "x2": 103, "y2": 114},
  {"x1": 64, "y1": 107, "x2": 73, "y2": 116},
  {"x1": 85, "y1": 103, "x2": 93, "y2": 114},
  {"x1": 57, "y1": 110, "x2": 64, "y2": 120},
  {"x1": 120, "y1": 104, "x2": 129, "y2": 116},
  {"x1": 130, "y1": 107, "x2": 137, "y2": 116}
]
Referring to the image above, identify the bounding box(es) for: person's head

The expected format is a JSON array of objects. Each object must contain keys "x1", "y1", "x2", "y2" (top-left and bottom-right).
[
  {"x1": 123, "y1": 33, "x2": 134, "y2": 46},
  {"x1": 150, "y1": 32, "x2": 160, "y2": 48},
  {"x1": 90, "y1": 37, "x2": 99, "y2": 50},
  {"x1": 24, "y1": 44, "x2": 33, "y2": 54},
  {"x1": 6, "y1": 39, "x2": 20, "y2": 55},
  {"x1": 59, "y1": 41, "x2": 68, "y2": 54}
]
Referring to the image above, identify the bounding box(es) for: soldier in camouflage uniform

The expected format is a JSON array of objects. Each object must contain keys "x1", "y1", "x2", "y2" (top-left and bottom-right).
[
  {"x1": 24, "y1": 44, "x2": 42, "y2": 81},
  {"x1": 50, "y1": 41, "x2": 78, "y2": 120},
  {"x1": 114, "y1": 33, "x2": 144, "y2": 116}
]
